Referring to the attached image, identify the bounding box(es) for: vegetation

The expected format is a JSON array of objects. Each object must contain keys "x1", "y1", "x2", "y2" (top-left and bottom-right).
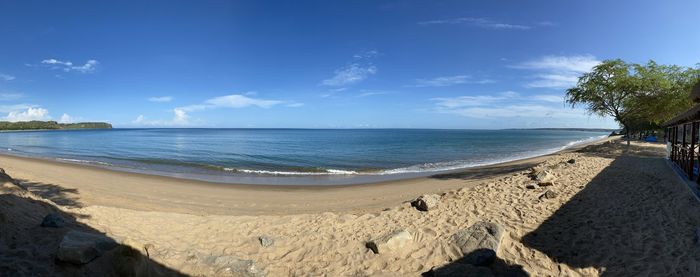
[
  {"x1": 0, "y1": 121, "x2": 112, "y2": 131},
  {"x1": 565, "y1": 59, "x2": 700, "y2": 144}
]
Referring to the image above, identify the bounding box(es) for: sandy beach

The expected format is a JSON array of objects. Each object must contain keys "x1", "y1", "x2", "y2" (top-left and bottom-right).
[{"x1": 2, "y1": 138, "x2": 700, "y2": 276}]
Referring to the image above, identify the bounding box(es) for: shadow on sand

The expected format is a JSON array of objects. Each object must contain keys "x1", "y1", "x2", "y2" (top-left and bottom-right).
[
  {"x1": 422, "y1": 255, "x2": 529, "y2": 277},
  {"x1": 430, "y1": 161, "x2": 541, "y2": 181},
  {"x1": 16, "y1": 178, "x2": 84, "y2": 208},
  {"x1": 0, "y1": 183, "x2": 185, "y2": 276},
  {"x1": 521, "y1": 144, "x2": 700, "y2": 276}
]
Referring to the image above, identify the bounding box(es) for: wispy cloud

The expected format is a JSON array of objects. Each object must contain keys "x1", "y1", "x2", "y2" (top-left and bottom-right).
[
  {"x1": 431, "y1": 91, "x2": 579, "y2": 119},
  {"x1": 39, "y1": 58, "x2": 99, "y2": 73},
  {"x1": 321, "y1": 64, "x2": 377, "y2": 87},
  {"x1": 0, "y1": 74, "x2": 15, "y2": 81},
  {"x1": 531, "y1": 94, "x2": 565, "y2": 103},
  {"x1": 0, "y1": 93, "x2": 23, "y2": 101},
  {"x1": 512, "y1": 55, "x2": 601, "y2": 88},
  {"x1": 134, "y1": 94, "x2": 300, "y2": 126},
  {"x1": 321, "y1": 51, "x2": 378, "y2": 87},
  {"x1": 419, "y1": 17, "x2": 531, "y2": 30},
  {"x1": 148, "y1": 96, "x2": 173, "y2": 102},
  {"x1": 411, "y1": 75, "x2": 495, "y2": 87}
]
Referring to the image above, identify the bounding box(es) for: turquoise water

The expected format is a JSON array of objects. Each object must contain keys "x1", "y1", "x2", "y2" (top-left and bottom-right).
[{"x1": 0, "y1": 129, "x2": 608, "y2": 185}]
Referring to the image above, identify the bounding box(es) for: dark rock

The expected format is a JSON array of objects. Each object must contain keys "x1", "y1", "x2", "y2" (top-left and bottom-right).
[
  {"x1": 40, "y1": 213, "x2": 65, "y2": 228},
  {"x1": 259, "y1": 236, "x2": 274, "y2": 247},
  {"x1": 567, "y1": 159, "x2": 576, "y2": 164},
  {"x1": 525, "y1": 184, "x2": 536, "y2": 189},
  {"x1": 451, "y1": 222, "x2": 504, "y2": 266},
  {"x1": 426, "y1": 263, "x2": 494, "y2": 277},
  {"x1": 411, "y1": 194, "x2": 440, "y2": 211},
  {"x1": 56, "y1": 231, "x2": 118, "y2": 264},
  {"x1": 539, "y1": 190, "x2": 557, "y2": 200}
]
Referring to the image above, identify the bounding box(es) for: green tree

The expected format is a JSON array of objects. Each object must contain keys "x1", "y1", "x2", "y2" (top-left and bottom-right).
[
  {"x1": 565, "y1": 59, "x2": 640, "y2": 145},
  {"x1": 566, "y1": 59, "x2": 700, "y2": 145}
]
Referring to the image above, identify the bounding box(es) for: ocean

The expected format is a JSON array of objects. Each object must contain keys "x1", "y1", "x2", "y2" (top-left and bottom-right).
[{"x1": 0, "y1": 128, "x2": 609, "y2": 185}]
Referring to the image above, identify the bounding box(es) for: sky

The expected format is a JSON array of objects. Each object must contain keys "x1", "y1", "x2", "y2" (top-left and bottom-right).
[{"x1": 0, "y1": 0, "x2": 698, "y2": 129}]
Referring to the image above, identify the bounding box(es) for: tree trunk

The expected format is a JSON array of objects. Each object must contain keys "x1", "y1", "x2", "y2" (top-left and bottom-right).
[{"x1": 624, "y1": 125, "x2": 631, "y2": 146}]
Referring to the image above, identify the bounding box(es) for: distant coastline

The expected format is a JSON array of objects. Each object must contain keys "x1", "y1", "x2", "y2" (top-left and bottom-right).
[
  {"x1": 505, "y1": 127, "x2": 619, "y2": 132},
  {"x1": 0, "y1": 120, "x2": 112, "y2": 131}
]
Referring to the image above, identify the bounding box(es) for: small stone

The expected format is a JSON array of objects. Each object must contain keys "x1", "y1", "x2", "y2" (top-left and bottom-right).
[
  {"x1": 40, "y1": 213, "x2": 66, "y2": 228},
  {"x1": 56, "y1": 231, "x2": 118, "y2": 264},
  {"x1": 539, "y1": 190, "x2": 557, "y2": 200},
  {"x1": 525, "y1": 184, "x2": 536, "y2": 189},
  {"x1": 366, "y1": 230, "x2": 413, "y2": 254},
  {"x1": 537, "y1": 181, "x2": 554, "y2": 187},
  {"x1": 411, "y1": 194, "x2": 440, "y2": 211},
  {"x1": 567, "y1": 159, "x2": 576, "y2": 164},
  {"x1": 451, "y1": 222, "x2": 504, "y2": 266},
  {"x1": 259, "y1": 235, "x2": 274, "y2": 247}
]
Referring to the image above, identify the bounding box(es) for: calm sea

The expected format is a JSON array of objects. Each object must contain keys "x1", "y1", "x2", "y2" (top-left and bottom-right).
[{"x1": 0, "y1": 129, "x2": 608, "y2": 185}]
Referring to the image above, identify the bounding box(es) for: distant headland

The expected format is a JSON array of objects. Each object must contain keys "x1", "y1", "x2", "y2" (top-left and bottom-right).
[{"x1": 0, "y1": 121, "x2": 112, "y2": 131}]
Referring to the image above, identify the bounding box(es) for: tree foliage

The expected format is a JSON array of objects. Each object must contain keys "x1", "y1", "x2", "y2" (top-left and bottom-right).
[
  {"x1": 566, "y1": 59, "x2": 700, "y2": 137},
  {"x1": 0, "y1": 121, "x2": 112, "y2": 131}
]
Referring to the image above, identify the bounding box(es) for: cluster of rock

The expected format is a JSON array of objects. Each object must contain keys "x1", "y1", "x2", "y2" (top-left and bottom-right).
[
  {"x1": 365, "y1": 220, "x2": 506, "y2": 276},
  {"x1": 363, "y1": 193, "x2": 511, "y2": 276},
  {"x1": 525, "y1": 158, "x2": 576, "y2": 200}
]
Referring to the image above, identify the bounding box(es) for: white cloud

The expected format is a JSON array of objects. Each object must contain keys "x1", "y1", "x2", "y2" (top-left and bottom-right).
[
  {"x1": 40, "y1": 58, "x2": 99, "y2": 73},
  {"x1": 134, "y1": 94, "x2": 298, "y2": 126},
  {"x1": 431, "y1": 91, "x2": 588, "y2": 120},
  {"x1": 59, "y1": 113, "x2": 71, "y2": 123},
  {"x1": 358, "y1": 91, "x2": 390, "y2": 97},
  {"x1": 419, "y1": 17, "x2": 531, "y2": 30},
  {"x1": 0, "y1": 74, "x2": 15, "y2": 81},
  {"x1": 531, "y1": 94, "x2": 565, "y2": 103},
  {"x1": 321, "y1": 64, "x2": 377, "y2": 86},
  {"x1": 202, "y1": 94, "x2": 282, "y2": 109},
  {"x1": 412, "y1": 75, "x2": 495, "y2": 87},
  {"x1": 148, "y1": 96, "x2": 173, "y2": 102},
  {"x1": 414, "y1": 75, "x2": 469, "y2": 87},
  {"x1": 513, "y1": 55, "x2": 601, "y2": 88},
  {"x1": 3, "y1": 107, "x2": 50, "y2": 122}
]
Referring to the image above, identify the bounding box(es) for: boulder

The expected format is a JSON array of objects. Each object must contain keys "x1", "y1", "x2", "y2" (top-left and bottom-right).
[
  {"x1": 209, "y1": 255, "x2": 265, "y2": 277},
  {"x1": 40, "y1": 213, "x2": 66, "y2": 228},
  {"x1": 56, "y1": 231, "x2": 118, "y2": 264},
  {"x1": 539, "y1": 190, "x2": 557, "y2": 200},
  {"x1": 366, "y1": 230, "x2": 413, "y2": 254},
  {"x1": 532, "y1": 170, "x2": 556, "y2": 183},
  {"x1": 451, "y1": 222, "x2": 504, "y2": 266},
  {"x1": 428, "y1": 263, "x2": 494, "y2": 277},
  {"x1": 411, "y1": 194, "x2": 440, "y2": 211},
  {"x1": 258, "y1": 235, "x2": 274, "y2": 247}
]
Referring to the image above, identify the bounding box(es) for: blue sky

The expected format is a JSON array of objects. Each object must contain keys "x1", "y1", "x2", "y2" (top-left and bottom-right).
[{"x1": 0, "y1": 0, "x2": 698, "y2": 129}]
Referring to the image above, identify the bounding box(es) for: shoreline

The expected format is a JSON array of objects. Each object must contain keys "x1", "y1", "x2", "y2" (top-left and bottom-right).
[
  {"x1": 0, "y1": 136, "x2": 612, "y2": 216},
  {"x1": 0, "y1": 134, "x2": 612, "y2": 186}
]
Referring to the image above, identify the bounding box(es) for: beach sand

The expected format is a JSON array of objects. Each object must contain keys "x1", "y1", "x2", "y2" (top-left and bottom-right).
[{"x1": 2, "y1": 138, "x2": 700, "y2": 276}]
